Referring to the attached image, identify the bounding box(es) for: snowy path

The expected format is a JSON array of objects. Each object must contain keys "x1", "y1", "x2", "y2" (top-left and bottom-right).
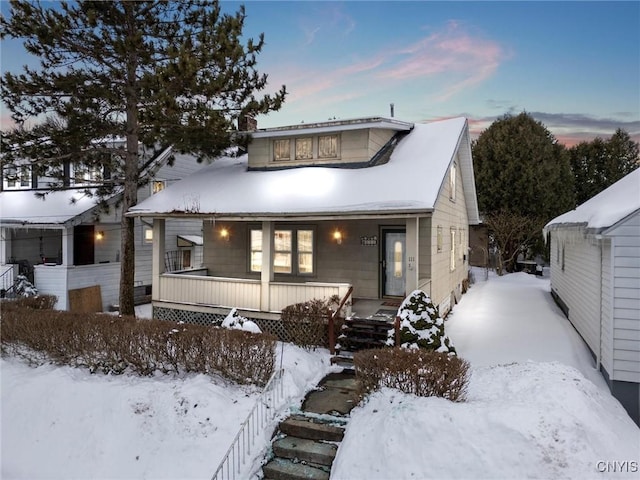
[{"x1": 447, "y1": 271, "x2": 608, "y2": 389}]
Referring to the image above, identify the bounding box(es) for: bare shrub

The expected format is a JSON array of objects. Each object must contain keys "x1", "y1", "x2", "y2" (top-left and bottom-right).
[
  {"x1": 281, "y1": 296, "x2": 347, "y2": 350},
  {"x1": 354, "y1": 348, "x2": 469, "y2": 402},
  {"x1": 1, "y1": 307, "x2": 276, "y2": 386},
  {"x1": 1, "y1": 294, "x2": 58, "y2": 311}
]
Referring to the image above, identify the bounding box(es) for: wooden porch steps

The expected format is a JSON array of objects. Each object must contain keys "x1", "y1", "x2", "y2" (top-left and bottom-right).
[{"x1": 336, "y1": 316, "x2": 393, "y2": 355}]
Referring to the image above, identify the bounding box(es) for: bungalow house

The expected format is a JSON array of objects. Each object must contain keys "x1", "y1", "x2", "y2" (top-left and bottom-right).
[
  {"x1": 127, "y1": 116, "x2": 480, "y2": 328},
  {"x1": 0, "y1": 144, "x2": 206, "y2": 311},
  {"x1": 544, "y1": 168, "x2": 640, "y2": 425}
]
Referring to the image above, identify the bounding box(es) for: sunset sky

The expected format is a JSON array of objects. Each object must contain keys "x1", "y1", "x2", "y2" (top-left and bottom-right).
[{"x1": 1, "y1": 1, "x2": 638, "y2": 146}]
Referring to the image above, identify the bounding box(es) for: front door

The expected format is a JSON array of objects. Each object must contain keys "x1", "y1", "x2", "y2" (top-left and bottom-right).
[{"x1": 382, "y1": 229, "x2": 406, "y2": 297}]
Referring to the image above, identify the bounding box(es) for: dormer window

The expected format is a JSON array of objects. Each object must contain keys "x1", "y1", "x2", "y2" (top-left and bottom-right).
[
  {"x1": 295, "y1": 138, "x2": 313, "y2": 160},
  {"x1": 318, "y1": 135, "x2": 338, "y2": 158},
  {"x1": 152, "y1": 180, "x2": 166, "y2": 194},
  {"x1": 273, "y1": 139, "x2": 290, "y2": 161},
  {"x1": 4, "y1": 164, "x2": 31, "y2": 189}
]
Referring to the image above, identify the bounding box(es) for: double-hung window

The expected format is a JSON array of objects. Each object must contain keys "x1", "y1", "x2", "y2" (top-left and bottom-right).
[{"x1": 249, "y1": 227, "x2": 314, "y2": 275}]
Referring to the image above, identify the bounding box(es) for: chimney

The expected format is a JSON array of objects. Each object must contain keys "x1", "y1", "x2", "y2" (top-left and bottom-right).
[
  {"x1": 390, "y1": 103, "x2": 395, "y2": 118},
  {"x1": 238, "y1": 114, "x2": 257, "y2": 132}
]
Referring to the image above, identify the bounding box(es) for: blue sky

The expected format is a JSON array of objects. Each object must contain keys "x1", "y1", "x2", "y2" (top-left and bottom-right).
[{"x1": 1, "y1": 1, "x2": 638, "y2": 146}]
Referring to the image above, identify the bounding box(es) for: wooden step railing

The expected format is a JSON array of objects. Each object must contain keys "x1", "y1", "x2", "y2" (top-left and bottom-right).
[{"x1": 328, "y1": 286, "x2": 353, "y2": 355}]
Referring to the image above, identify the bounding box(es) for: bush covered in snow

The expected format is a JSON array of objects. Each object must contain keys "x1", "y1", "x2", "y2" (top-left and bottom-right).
[
  {"x1": 354, "y1": 348, "x2": 469, "y2": 401},
  {"x1": 387, "y1": 289, "x2": 456, "y2": 354},
  {"x1": 14, "y1": 275, "x2": 38, "y2": 297},
  {"x1": 222, "y1": 308, "x2": 262, "y2": 334}
]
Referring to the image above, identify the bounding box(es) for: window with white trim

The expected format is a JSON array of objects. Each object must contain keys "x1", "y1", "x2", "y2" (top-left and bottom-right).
[
  {"x1": 152, "y1": 180, "x2": 166, "y2": 194},
  {"x1": 273, "y1": 139, "x2": 290, "y2": 161},
  {"x1": 249, "y1": 227, "x2": 315, "y2": 275},
  {"x1": 450, "y1": 228, "x2": 456, "y2": 271},
  {"x1": 318, "y1": 135, "x2": 338, "y2": 158},
  {"x1": 295, "y1": 138, "x2": 313, "y2": 160},
  {"x1": 4, "y1": 164, "x2": 31, "y2": 189},
  {"x1": 449, "y1": 163, "x2": 457, "y2": 201}
]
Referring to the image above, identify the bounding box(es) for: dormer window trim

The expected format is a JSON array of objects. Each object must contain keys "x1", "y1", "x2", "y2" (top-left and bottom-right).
[
  {"x1": 3, "y1": 164, "x2": 31, "y2": 190},
  {"x1": 271, "y1": 133, "x2": 340, "y2": 164}
]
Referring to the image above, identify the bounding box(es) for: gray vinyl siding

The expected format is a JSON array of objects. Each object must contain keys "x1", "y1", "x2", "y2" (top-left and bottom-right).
[
  {"x1": 429, "y1": 152, "x2": 470, "y2": 313},
  {"x1": 367, "y1": 129, "x2": 395, "y2": 159},
  {"x1": 202, "y1": 218, "x2": 407, "y2": 300},
  {"x1": 418, "y1": 217, "x2": 432, "y2": 286},
  {"x1": 247, "y1": 128, "x2": 397, "y2": 169},
  {"x1": 607, "y1": 211, "x2": 640, "y2": 383}
]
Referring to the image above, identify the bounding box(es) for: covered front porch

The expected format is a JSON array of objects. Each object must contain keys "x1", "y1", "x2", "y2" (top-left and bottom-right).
[{"x1": 149, "y1": 215, "x2": 433, "y2": 321}]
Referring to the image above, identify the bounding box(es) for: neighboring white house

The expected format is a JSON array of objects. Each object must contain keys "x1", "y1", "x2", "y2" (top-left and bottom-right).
[
  {"x1": 544, "y1": 168, "x2": 640, "y2": 425},
  {"x1": 127, "y1": 116, "x2": 480, "y2": 328},
  {"x1": 0, "y1": 145, "x2": 205, "y2": 311}
]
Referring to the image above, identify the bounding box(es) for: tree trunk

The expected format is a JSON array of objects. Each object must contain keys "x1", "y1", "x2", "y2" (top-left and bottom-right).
[{"x1": 119, "y1": 4, "x2": 139, "y2": 317}]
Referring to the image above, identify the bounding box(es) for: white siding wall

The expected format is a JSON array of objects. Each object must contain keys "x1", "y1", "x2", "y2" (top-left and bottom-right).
[
  {"x1": 429, "y1": 152, "x2": 470, "y2": 314},
  {"x1": 601, "y1": 240, "x2": 614, "y2": 377},
  {"x1": 608, "y1": 211, "x2": 640, "y2": 383},
  {"x1": 549, "y1": 232, "x2": 602, "y2": 356},
  {"x1": 33, "y1": 265, "x2": 68, "y2": 309},
  {"x1": 67, "y1": 263, "x2": 121, "y2": 309}
]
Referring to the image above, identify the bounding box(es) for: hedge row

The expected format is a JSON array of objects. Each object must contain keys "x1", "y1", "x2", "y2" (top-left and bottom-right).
[
  {"x1": 354, "y1": 348, "x2": 470, "y2": 402},
  {"x1": 1, "y1": 298, "x2": 276, "y2": 386}
]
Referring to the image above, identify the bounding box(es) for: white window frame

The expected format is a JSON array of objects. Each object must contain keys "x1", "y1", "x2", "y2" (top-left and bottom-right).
[
  {"x1": 449, "y1": 163, "x2": 457, "y2": 202},
  {"x1": 3, "y1": 164, "x2": 31, "y2": 190},
  {"x1": 273, "y1": 139, "x2": 291, "y2": 161},
  {"x1": 295, "y1": 138, "x2": 313, "y2": 160},
  {"x1": 450, "y1": 228, "x2": 456, "y2": 271},
  {"x1": 152, "y1": 180, "x2": 166, "y2": 194},
  {"x1": 249, "y1": 225, "x2": 315, "y2": 275}
]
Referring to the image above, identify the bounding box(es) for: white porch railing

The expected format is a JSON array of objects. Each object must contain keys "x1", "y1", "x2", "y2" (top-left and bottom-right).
[
  {"x1": 211, "y1": 368, "x2": 286, "y2": 480},
  {"x1": 157, "y1": 273, "x2": 352, "y2": 313},
  {"x1": 158, "y1": 274, "x2": 262, "y2": 310}
]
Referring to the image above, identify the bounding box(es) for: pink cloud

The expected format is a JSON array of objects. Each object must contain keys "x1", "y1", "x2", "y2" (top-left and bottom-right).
[{"x1": 272, "y1": 21, "x2": 507, "y2": 109}]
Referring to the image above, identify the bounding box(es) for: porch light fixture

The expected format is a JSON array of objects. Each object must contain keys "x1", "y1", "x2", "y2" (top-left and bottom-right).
[
  {"x1": 95, "y1": 231, "x2": 105, "y2": 241},
  {"x1": 220, "y1": 227, "x2": 230, "y2": 241},
  {"x1": 333, "y1": 229, "x2": 342, "y2": 245}
]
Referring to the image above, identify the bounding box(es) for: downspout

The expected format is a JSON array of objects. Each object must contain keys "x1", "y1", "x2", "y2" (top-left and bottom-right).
[{"x1": 596, "y1": 235, "x2": 602, "y2": 372}]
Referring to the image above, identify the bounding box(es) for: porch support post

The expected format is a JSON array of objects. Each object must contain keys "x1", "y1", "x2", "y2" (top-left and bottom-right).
[
  {"x1": 260, "y1": 220, "x2": 273, "y2": 311},
  {"x1": 0, "y1": 227, "x2": 11, "y2": 264},
  {"x1": 406, "y1": 217, "x2": 419, "y2": 293},
  {"x1": 152, "y1": 218, "x2": 165, "y2": 301},
  {"x1": 62, "y1": 226, "x2": 73, "y2": 266}
]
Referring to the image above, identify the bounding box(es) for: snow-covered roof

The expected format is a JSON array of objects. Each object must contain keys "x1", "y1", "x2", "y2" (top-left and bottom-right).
[
  {"x1": 545, "y1": 168, "x2": 640, "y2": 234},
  {"x1": 129, "y1": 117, "x2": 480, "y2": 221},
  {"x1": 0, "y1": 188, "x2": 121, "y2": 226},
  {"x1": 251, "y1": 117, "x2": 414, "y2": 138},
  {"x1": 177, "y1": 234, "x2": 203, "y2": 246}
]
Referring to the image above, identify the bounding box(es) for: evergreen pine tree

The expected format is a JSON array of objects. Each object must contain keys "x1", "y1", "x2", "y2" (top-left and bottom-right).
[
  {"x1": 387, "y1": 290, "x2": 456, "y2": 354},
  {"x1": 472, "y1": 113, "x2": 575, "y2": 272},
  {"x1": 1, "y1": 1, "x2": 286, "y2": 315}
]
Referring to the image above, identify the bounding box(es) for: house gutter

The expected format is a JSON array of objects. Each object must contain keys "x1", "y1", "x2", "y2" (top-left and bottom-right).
[{"x1": 126, "y1": 209, "x2": 434, "y2": 222}]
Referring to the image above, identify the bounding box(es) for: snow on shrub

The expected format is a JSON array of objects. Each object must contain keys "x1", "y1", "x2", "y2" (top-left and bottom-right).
[
  {"x1": 387, "y1": 289, "x2": 456, "y2": 354},
  {"x1": 222, "y1": 308, "x2": 262, "y2": 334},
  {"x1": 14, "y1": 275, "x2": 38, "y2": 297}
]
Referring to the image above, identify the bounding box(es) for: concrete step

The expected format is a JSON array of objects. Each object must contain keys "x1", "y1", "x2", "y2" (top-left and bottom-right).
[
  {"x1": 272, "y1": 436, "x2": 337, "y2": 466},
  {"x1": 262, "y1": 457, "x2": 329, "y2": 480},
  {"x1": 279, "y1": 417, "x2": 345, "y2": 442}
]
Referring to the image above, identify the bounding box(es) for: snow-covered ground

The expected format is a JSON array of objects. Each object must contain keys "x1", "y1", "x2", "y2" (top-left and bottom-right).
[
  {"x1": 2, "y1": 271, "x2": 639, "y2": 479},
  {"x1": 332, "y1": 271, "x2": 640, "y2": 479}
]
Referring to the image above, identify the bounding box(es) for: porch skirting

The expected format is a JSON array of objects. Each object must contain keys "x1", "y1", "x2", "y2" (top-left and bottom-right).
[{"x1": 153, "y1": 301, "x2": 329, "y2": 345}]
